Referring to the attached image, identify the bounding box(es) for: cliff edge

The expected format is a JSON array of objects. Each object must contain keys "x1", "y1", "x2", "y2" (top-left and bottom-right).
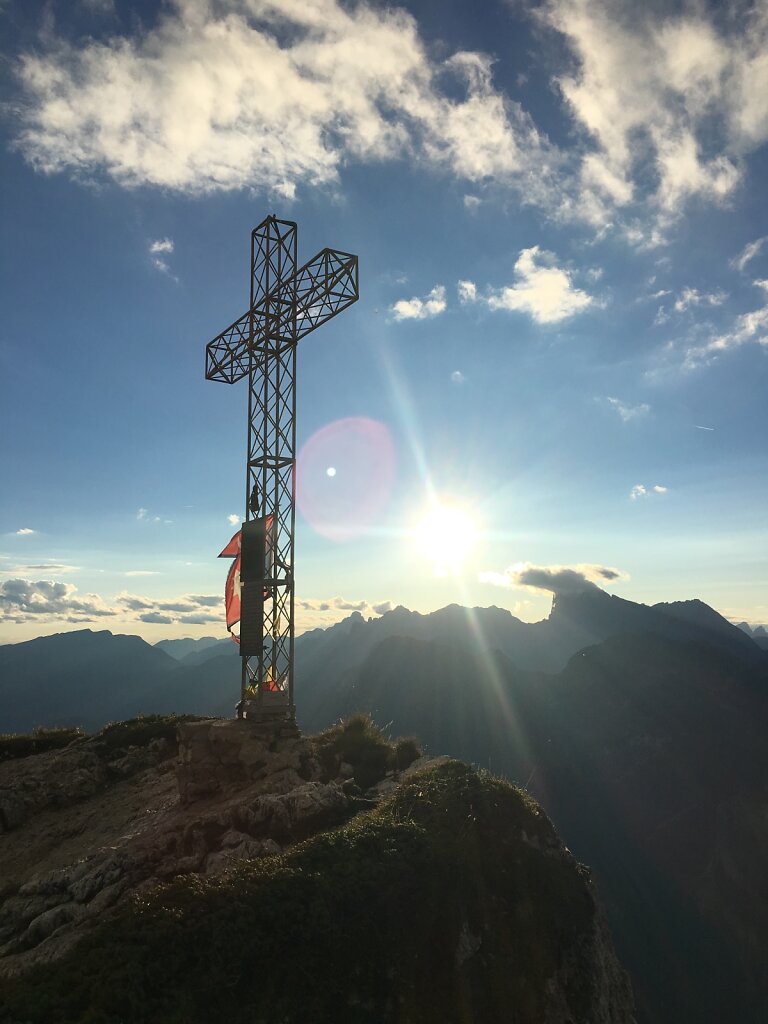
[{"x1": 0, "y1": 715, "x2": 634, "y2": 1023}]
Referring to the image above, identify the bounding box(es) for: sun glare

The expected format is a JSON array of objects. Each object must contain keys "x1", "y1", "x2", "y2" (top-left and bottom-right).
[{"x1": 415, "y1": 502, "x2": 478, "y2": 575}]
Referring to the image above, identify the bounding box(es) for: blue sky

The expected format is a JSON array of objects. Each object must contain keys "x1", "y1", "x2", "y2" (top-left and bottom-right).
[{"x1": 1, "y1": 0, "x2": 767, "y2": 643}]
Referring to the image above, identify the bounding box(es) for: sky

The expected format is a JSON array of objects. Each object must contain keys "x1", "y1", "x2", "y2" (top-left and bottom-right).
[{"x1": 1, "y1": 0, "x2": 767, "y2": 644}]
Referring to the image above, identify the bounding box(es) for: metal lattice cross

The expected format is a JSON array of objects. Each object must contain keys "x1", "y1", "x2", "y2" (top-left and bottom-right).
[{"x1": 204, "y1": 216, "x2": 359, "y2": 719}]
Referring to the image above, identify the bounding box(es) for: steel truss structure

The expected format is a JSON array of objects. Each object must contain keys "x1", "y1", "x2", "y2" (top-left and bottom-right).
[{"x1": 205, "y1": 216, "x2": 359, "y2": 719}]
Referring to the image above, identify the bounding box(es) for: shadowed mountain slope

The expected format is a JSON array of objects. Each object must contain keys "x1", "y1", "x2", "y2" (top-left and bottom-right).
[{"x1": 296, "y1": 625, "x2": 768, "y2": 1024}]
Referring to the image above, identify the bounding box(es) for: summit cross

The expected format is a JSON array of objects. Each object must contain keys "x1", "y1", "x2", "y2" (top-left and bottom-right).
[{"x1": 204, "y1": 216, "x2": 359, "y2": 720}]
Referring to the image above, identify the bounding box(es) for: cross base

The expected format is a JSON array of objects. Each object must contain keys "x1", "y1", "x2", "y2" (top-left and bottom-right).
[{"x1": 238, "y1": 694, "x2": 294, "y2": 724}]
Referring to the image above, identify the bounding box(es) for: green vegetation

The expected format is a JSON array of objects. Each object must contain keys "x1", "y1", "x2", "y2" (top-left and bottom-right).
[
  {"x1": 96, "y1": 713, "x2": 209, "y2": 751},
  {"x1": 314, "y1": 712, "x2": 421, "y2": 790},
  {"x1": 0, "y1": 726, "x2": 85, "y2": 762},
  {"x1": 0, "y1": 715, "x2": 211, "y2": 764},
  {"x1": 0, "y1": 762, "x2": 598, "y2": 1024},
  {"x1": 393, "y1": 735, "x2": 421, "y2": 771}
]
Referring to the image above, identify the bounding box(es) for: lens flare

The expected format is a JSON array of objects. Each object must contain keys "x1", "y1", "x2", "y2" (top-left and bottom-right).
[{"x1": 297, "y1": 417, "x2": 396, "y2": 541}]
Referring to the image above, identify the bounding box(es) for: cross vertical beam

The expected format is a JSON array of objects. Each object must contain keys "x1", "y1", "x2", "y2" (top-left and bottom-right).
[
  {"x1": 246, "y1": 218, "x2": 297, "y2": 717},
  {"x1": 204, "y1": 216, "x2": 359, "y2": 720}
]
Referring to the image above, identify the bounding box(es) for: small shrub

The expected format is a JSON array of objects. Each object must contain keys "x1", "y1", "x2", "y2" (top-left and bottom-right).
[
  {"x1": 0, "y1": 726, "x2": 86, "y2": 762},
  {"x1": 394, "y1": 735, "x2": 421, "y2": 771}
]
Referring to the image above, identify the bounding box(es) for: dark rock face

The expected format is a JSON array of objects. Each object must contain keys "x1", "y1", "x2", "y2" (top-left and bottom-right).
[{"x1": 0, "y1": 724, "x2": 634, "y2": 1024}]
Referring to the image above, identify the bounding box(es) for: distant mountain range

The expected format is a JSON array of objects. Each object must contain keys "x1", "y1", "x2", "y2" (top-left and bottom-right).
[
  {"x1": 154, "y1": 635, "x2": 226, "y2": 661},
  {"x1": 736, "y1": 620, "x2": 768, "y2": 649},
  {"x1": 1, "y1": 589, "x2": 767, "y2": 1024},
  {"x1": 1, "y1": 589, "x2": 763, "y2": 734}
]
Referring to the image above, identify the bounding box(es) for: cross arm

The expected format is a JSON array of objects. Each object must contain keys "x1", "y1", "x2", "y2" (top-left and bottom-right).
[{"x1": 205, "y1": 247, "x2": 359, "y2": 385}]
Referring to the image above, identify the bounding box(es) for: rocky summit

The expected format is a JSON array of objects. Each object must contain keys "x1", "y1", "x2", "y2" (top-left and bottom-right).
[{"x1": 0, "y1": 714, "x2": 634, "y2": 1023}]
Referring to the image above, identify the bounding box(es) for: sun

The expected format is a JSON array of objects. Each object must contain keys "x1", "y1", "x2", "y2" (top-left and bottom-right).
[{"x1": 414, "y1": 502, "x2": 479, "y2": 576}]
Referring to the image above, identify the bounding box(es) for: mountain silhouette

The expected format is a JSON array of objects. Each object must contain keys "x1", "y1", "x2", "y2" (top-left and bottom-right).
[
  {"x1": 2, "y1": 592, "x2": 766, "y2": 1023},
  {"x1": 154, "y1": 635, "x2": 224, "y2": 661},
  {"x1": 0, "y1": 630, "x2": 237, "y2": 733},
  {"x1": 2, "y1": 592, "x2": 762, "y2": 737}
]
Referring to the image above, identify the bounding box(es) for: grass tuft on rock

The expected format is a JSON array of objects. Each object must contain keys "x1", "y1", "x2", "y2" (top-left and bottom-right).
[
  {"x1": 96, "y1": 713, "x2": 209, "y2": 751},
  {"x1": 0, "y1": 761, "x2": 602, "y2": 1024},
  {"x1": 0, "y1": 726, "x2": 86, "y2": 762},
  {"x1": 313, "y1": 713, "x2": 421, "y2": 791},
  {"x1": 0, "y1": 716, "x2": 213, "y2": 764}
]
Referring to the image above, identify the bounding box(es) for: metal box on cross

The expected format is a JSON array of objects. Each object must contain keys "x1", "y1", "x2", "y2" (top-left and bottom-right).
[{"x1": 204, "y1": 216, "x2": 359, "y2": 720}]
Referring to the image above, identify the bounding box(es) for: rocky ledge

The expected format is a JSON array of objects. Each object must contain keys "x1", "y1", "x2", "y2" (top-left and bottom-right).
[{"x1": 0, "y1": 715, "x2": 635, "y2": 1023}]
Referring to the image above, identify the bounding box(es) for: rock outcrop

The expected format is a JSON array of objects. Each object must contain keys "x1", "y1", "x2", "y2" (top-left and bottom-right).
[{"x1": 0, "y1": 716, "x2": 635, "y2": 1023}]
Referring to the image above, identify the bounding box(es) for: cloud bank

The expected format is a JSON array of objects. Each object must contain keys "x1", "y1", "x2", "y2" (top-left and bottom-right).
[
  {"x1": 0, "y1": 578, "x2": 222, "y2": 626},
  {"x1": 13, "y1": 0, "x2": 766, "y2": 233},
  {"x1": 13, "y1": 0, "x2": 548, "y2": 201},
  {"x1": 541, "y1": 0, "x2": 768, "y2": 228},
  {"x1": 481, "y1": 561, "x2": 629, "y2": 595}
]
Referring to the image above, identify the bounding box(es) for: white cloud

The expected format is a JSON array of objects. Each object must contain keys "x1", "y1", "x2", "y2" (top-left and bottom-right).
[
  {"x1": 139, "y1": 611, "x2": 174, "y2": 625},
  {"x1": 149, "y1": 238, "x2": 174, "y2": 255},
  {"x1": 1, "y1": 562, "x2": 78, "y2": 575},
  {"x1": 631, "y1": 483, "x2": 667, "y2": 500},
  {"x1": 605, "y1": 397, "x2": 650, "y2": 422},
  {"x1": 0, "y1": 577, "x2": 228, "y2": 626},
  {"x1": 13, "y1": 0, "x2": 549, "y2": 201},
  {"x1": 653, "y1": 305, "x2": 671, "y2": 327},
  {"x1": 542, "y1": 0, "x2": 768, "y2": 225},
  {"x1": 684, "y1": 293, "x2": 768, "y2": 368},
  {"x1": 0, "y1": 579, "x2": 116, "y2": 623},
  {"x1": 484, "y1": 247, "x2": 594, "y2": 324},
  {"x1": 136, "y1": 507, "x2": 172, "y2": 524},
  {"x1": 482, "y1": 561, "x2": 628, "y2": 595},
  {"x1": 10, "y1": 0, "x2": 767, "y2": 235},
  {"x1": 673, "y1": 287, "x2": 727, "y2": 313},
  {"x1": 391, "y1": 285, "x2": 446, "y2": 321},
  {"x1": 116, "y1": 590, "x2": 223, "y2": 626},
  {"x1": 732, "y1": 237, "x2": 767, "y2": 272},
  {"x1": 10, "y1": 0, "x2": 764, "y2": 246},
  {"x1": 450, "y1": 370, "x2": 466, "y2": 383},
  {"x1": 478, "y1": 570, "x2": 513, "y2": 588},
  {"x1": 124, "y1": 570, "x2": 160, "y2": 577},
  {"x1": 148, "y1": 238, "x2": 176, "y2": 276},
  {"x1": 295, "y1": 595, "x2": 393, "y2": 632},
  {"x1": 80, "y1": 0, "x2": 116, "y2": 12},
  {"x1": 457, "y1": 280, "x2": 477, "y2": 304},
  {"x1": 15, "y1": 528, "x2": 35, "y2": 536},
  {"x1": 227, "y1": 514, "x2": 241, "y2": 525}
]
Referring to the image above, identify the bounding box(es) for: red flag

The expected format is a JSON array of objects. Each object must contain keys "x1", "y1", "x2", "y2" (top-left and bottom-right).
[
  {"x1": 218, "y1": 519, "x2": 275, "y2": 646},
  {"x1": 218, "y1": 530, "x2": 242, "y2": 642},
  {"x1": 218, "y1": 529, "x2": 241, "y2": 559},
  {"x1": 224, "y1": 553, "x2": 241, "y2": 631}
]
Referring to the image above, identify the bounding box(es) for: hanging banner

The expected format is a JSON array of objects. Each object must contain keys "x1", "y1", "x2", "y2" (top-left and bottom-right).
[
  {"x1": 217, "y1": 517, "x2": 275, "y2": 646},
  {"x1": 219, "y1": 529, "x2": 242, "y2": 643}
]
